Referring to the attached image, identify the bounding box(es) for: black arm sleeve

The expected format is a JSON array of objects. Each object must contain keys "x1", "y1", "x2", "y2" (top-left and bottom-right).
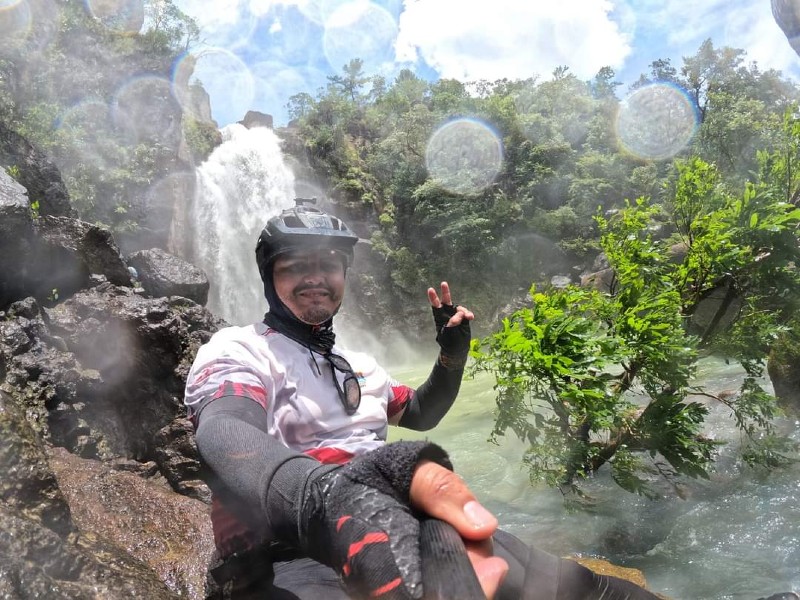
[
  {"x1": 397, "y1": 358, "x2": 465, "y2": 431},
  {"x1": 194, "y1": 396, "x2": 335, "y2": 546}
]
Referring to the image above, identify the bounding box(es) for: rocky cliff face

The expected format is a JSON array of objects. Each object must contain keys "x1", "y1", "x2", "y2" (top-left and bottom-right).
[{"x1": 1, "y1": 154, "x2": 224, "y2": 598}]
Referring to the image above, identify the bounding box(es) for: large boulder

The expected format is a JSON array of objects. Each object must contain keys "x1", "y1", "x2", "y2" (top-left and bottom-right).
[
  {"x1": 35, "y1": 215, "x2": 133, "y2": 295},
  {"x1": 0, "y1": 176, "x2": 133, "y2": 310},
  {"x1": 49, "y1": 446, "x2": 214, "y2": 599},
  {"x1": 127, "y1": 247, "x2": 210, "y2": 305},
  {"x1": 38, "y1": 284, "x2": 223, "y2": 460},
  {"x1": 0, "y1": 168, "x2": 37, "y2": 309},
  {"x1": 0, "y1": 122, "x2": 75, "y2": 218},
  {"x1": 0, "y1": 389, "x2": 178, "y2": 599},
  {"x1": 239, "y1": 110, "x2": 273, "y2": 129},
  {"x1": 1, "y1": 285, "x2": 223, "y2": 597}
]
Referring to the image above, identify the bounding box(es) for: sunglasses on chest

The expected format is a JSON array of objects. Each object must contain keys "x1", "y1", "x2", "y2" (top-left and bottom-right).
[{"x1": 321, "y1": 352, "x2": 361, "y2": 415}]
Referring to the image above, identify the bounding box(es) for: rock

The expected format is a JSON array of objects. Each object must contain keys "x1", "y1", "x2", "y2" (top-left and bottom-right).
[
  {"x1": 0, "y1": 389, "x2": 75, "y2": 538},
  {"x1": 0, "y1": 208, "x2": 133, "y2": 310},
  {"x1": 127, "y1": 247, "x2": 210, "y2": 305},
  {"x1": 0, "y1": 167, "x2": 37, "y2": 309},
  {"x1": 153, "y1": 418, "x2": 211, "y2": 503},
  {"x1": 239, "y1": 110, "x2": 274, "y2": 129},
  {"x1": 0, "y1": 122, "x2": 75, "y2": 218},
  {"x1": 550, "y1": 275, "x2": 572, "y2": 289},
  {"x1": 768, "y1": 342, "x2": 800, "y2": 413},
  {"x1": 0, "y1": 508, "x2": 178, "y2": 599},
  {"x1": 49, "y1": 446, "x2": 215, "y2": 600},
  {"x1": 39, "y1": 286, "x2": 223, "y2": 460},
  {"x1": 688, "y1": 279, "x2": 743, "y2": 339},
  {"x1": 570, "y1": 556, "x2": 669, "y2": 598},
  {"x1": 36, "y1": 214, "x2": 133, "y2": 291},
  {"x1": 580, "y1": 267, "x2": 616, "y2": 294}
]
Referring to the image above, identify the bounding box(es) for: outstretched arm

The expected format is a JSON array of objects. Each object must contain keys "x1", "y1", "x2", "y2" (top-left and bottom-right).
[
  {"x1": 398, "y1": 282, "x2": 474, "y2": 431},
  {"x1": 195, "y1": 396, "x2": 505, "y2": 599}
]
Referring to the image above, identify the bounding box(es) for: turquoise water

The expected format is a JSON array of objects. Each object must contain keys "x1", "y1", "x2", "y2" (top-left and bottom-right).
[{"x1": 386, "y1": 355, "x2": 800, "y2": 599}]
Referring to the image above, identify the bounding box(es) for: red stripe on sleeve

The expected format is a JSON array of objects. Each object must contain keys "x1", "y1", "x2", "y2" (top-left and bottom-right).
[
  {"x1": 371, "y1": 578, "x2": 403, "y2": 597},
  {"x1": 211, "y1": 381, "x2": 269, "y2": 410},
  {"x1": 304, "y1": 447, "x2": 355, "y2": 464},
  {"x1": 388, "y1": 385, "x2": 413, "y2": 417}
]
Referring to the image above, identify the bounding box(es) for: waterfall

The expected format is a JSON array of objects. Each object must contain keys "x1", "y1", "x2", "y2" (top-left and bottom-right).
[{"x1": 186, "y1": 124, "x2": 295, "y2": 325}]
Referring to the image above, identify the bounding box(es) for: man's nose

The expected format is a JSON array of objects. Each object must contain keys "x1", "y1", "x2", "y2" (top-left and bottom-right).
[{"x1": 302, "y1": 261, "x2": 326, "y2": 280}]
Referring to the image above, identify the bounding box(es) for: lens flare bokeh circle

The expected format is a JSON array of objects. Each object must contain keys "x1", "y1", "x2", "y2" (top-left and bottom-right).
[
  {"x1": 84, "y1": 0, "x2": 143, "y2": 34},
  {"x1": 425, "y1": 118, "x2": 504, "y2": 196},
  {"x1": 323, "y1": 2, "x2": 398, "y2": 73},
  {"x1": 112, "y1": 75, "x2": 182, "y2": 144},
  {"x1": 616, "y1": 83, "x2": 698, "y2": 161},
  {"x1": 0, "y1": 0, "x2": 32, "y2": 45}
]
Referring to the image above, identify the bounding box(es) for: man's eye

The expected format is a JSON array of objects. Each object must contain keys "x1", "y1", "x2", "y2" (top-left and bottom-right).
[
  {"x1": 321, "y1": 260, "x2": 341, "y2": 272},
  {"x1": 284, "y1": 263, "x2": 307, "y2": 274}
]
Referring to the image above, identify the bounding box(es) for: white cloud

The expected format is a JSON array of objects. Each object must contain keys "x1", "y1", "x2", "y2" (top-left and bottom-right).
[
  {"x1": 620, "y1": 0, "x2": 799, "y2": 76},
  {"x1": 395, "y1": 0, "x2": 632, "y2": 81}
]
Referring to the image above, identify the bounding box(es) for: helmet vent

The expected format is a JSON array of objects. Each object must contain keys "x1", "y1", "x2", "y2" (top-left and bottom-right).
[{"x1": 284, "y1": 215, "x2": 304, "y2": 228}]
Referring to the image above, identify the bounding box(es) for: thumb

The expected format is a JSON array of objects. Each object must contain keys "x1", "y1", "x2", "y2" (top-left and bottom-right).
[{"x1": 409, "y1": 461, "x2": 498, "y2": 541}]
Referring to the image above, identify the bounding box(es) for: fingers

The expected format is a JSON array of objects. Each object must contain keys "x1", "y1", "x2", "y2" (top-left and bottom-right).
[
  {"x1": 447, "y1": 306, "x2": 475, "y2": 327},
  {"x1": 440, "y1": 281, "x2": 452, "y2": 306},
  {"x1": 427, "y1": 287, "x2": 441, "y2": 308},
  {"x1": 428, "y1": 282, "x2": 451, "y2": 308},
  {"x1": 469, "y1": 551, "x2": 509, "y2": 600},
  {"x1": 411, "y1": 462, "x2": 506, "y2": 599},
  {"x1": 409, "y1": 461, "x2": 498, "y2": 541}
]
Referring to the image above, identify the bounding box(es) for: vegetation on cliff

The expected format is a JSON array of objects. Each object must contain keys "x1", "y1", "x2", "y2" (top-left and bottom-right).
[{"x1": 0, "y1": 0, "x2": 213, "y2": 241}]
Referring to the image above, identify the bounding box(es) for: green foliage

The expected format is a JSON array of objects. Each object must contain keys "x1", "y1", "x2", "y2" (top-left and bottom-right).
[
  {"x1": 5, "y1": 164, "x2": 21, "y2": 180},
  {"x1": 0, "y1": 0, "x2": 207, "y2": 239},
  {"x1": 183, "y1": 116, "x2": 221, "y2": 163},
  {"x1": 473, "y1": 139, "x2": 800, "y2": 498}
]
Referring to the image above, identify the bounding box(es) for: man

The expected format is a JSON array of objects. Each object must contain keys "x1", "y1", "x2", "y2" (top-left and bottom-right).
[{"x1": 185, "y1": 199, "x2": 659, "y2": 599}]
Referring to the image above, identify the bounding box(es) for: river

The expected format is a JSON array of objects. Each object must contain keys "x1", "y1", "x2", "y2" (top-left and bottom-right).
[{"x1": 385, "y1": 353, "x2": 800, "y2": 599}]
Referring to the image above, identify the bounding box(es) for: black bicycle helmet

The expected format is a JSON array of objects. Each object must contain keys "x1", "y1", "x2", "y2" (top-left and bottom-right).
[{"x1": 255, "y1": 198, "x2": 359, "y2": 295}]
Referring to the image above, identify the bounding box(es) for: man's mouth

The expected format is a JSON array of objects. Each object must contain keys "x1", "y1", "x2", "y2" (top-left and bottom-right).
[{"x1": 297, "y1": 288, "x2": 330, "y2": 299}]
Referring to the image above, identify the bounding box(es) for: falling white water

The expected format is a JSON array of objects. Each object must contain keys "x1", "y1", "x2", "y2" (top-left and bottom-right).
[{"x1": 189, "y1": 124, "x2": 295, "y2": 325}]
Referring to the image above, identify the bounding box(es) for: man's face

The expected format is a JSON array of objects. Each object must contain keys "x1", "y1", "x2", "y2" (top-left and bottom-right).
[{"x1": 272, "y1": 249, "x2": 346, "y2": 325}]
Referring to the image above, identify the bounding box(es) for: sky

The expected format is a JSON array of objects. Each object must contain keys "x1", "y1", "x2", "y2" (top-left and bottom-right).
[{"x1": 170, "y1": 0, "x2": 800, "y2": 128}]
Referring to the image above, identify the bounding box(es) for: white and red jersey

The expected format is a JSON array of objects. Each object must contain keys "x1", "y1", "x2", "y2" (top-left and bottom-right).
[{"x1": 185, "y1": 322, "x2": 413, "y2": 465}]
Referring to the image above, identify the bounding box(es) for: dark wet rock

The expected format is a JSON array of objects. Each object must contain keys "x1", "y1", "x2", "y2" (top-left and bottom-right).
[
  {"x1": 49, "y1": 446, "x2": 214, "y2": 599},
  {"x1": 1, "y1": 284, "x2": 223, "y2": 595},
  {"x1": 0, "y1": 168, "x2": 37, "y2": 309},
  {"x1": 0, "y1": 199, "x2": 133, "y2": 310},
  {"x1": 0, "y1": 122, "x2": 75, "y2": 218},
  {"x1": 37, "y1": 214, "x2": 133, "y2": 289},
  {"x1": 0, "y1": 389, "x2": 75, "y2": 538},
  {"x1": 127, "y1": 247, "x2": 210, "y2": 305},
  {"x1": 153, "y1": 417, "x2": 211, "y2": 503},
  {"x1": 39, "y1": 286, "x2": 223, "y2": 460},
  {"x1": 239, "y1": 110, "x2": 274, "y2": 129},
  {"x1": 0, "y1": 507, "x2": 178, "y2": 599},
  {"x1": 581, "y1": 267, "x2": 616, "y2": 293}
]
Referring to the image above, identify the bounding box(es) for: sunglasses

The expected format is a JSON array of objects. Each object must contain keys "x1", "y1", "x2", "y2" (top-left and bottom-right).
[{"x1": 324, "y1": 352, "x2": 361, "y2": 415}]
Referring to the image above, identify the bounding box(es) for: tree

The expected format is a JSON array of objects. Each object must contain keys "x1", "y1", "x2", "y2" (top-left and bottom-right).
[
  {"x1": 327, "y1": 58, "x2": 369, "y2": 103},
  {"x1": 472, "y1": 132, "x2": 800, "y2": 499},
  {"x1": 142, "y1": 0, "x2": 199, "y2": 52}
]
